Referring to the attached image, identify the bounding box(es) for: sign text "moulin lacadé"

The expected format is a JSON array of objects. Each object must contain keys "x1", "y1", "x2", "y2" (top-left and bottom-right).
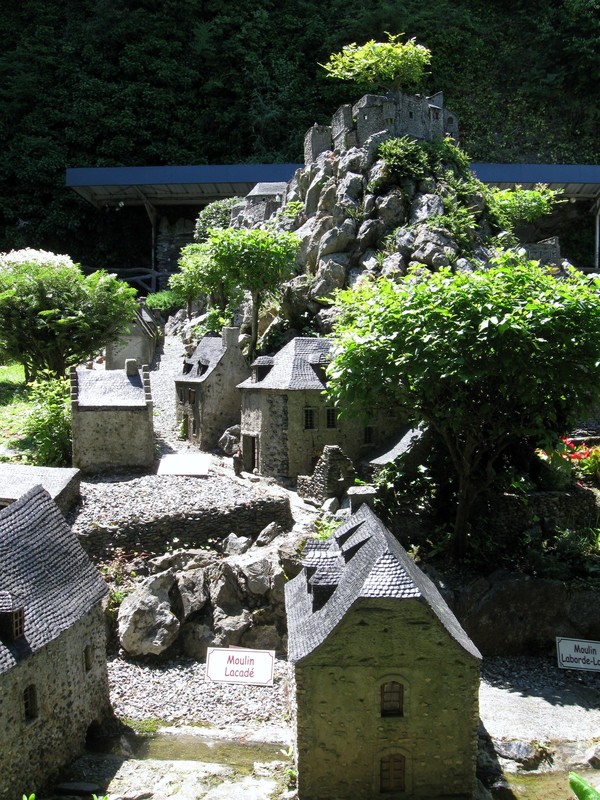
[
  {"x1": 205, "y1": 647, "x2": 275, "y2": 686},
  {"x1": 556, "y1": 637, "x2": 600, "y2": 672}
]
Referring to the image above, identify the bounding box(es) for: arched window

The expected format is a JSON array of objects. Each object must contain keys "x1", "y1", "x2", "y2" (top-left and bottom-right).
[
  {"x1": 380, "y1": 753, "x2": 405, "y2": 793},
  {"x1": 380, "y1": 681, "x2": 404, "y2": 717}
]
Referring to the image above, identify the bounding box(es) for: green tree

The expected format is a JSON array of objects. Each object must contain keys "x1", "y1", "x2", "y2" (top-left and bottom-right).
[
  {"x1": 0, "y1": 249, "x2": 137, "y2": 380},
  {"x1": 327, "y1": 254, "x2": 600, "y2": 558},
  {"x1": 175, "y1": 228, "x2": 299, "y2": 359},
  {"x1": 321, "y1": 32, "x2": 431, "y2": 92},
  {"x1": 193, "y1": 197, "x2": 240, "y2": 243},
  {"x1": 204, "y1": 227, "x2": 299, "y2": 360}
]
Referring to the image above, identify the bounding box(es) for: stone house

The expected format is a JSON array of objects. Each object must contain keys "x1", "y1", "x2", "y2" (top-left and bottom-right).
[
  {"x1": 0, "y1": 485, "x2": 111, "y2": 799},
  {"x1": 105, "y1": 301, "x2": 160, "y2": 370},
  {"x1": 304, "y1": 91, "x2": 459, "y2": 164},
  {"x1": 70, "y1": 359, "x2": 154, "y2": 472},
  {"x1": 286, "y1": 504, "x2": 481, "y2": 800},
  {"x1": 237, "y1": 337, "x2": 395, "y2": 481},
  {"x1": 175, "y1": 327, "x2": 250, "y2": 450}
]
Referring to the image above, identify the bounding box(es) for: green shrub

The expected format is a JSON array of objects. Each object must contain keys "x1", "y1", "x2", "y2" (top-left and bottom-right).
[
  {"x1": 22, "y1": 378, "x2": 71, "y2": 466},
  {"x1": 193, "y1": 197, "x2": 240, "y2": 243},
  {"x1": 377, "y1": 136, "x2": 431, "y2": 184},
  {"x1": 145, "y1": 289, "x2": 185, "y2": 315}
]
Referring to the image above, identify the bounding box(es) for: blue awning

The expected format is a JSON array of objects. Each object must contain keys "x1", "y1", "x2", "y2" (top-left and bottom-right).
[
  {"x1": 470, "y1": 163, "x2": 600, "y2": 198},
  {"x1": 66, "y1": 163, "x2": 302, "y2": 207}
]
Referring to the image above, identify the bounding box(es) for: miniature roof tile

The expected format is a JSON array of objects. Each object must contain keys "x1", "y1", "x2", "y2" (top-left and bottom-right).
[
  {"x1": 0, "y1": 486, "x2": 108, "y2": 674},
  {"x1": 0, "y1": 591, "x2": 24, "y2": 612},
  {"x1": 179, "y1": 334, "x2": 225, "y2": 383},
  {"x1": 286, "y1": 504, "x2": 481, "y2": 663},
  {"x1": 76, "y1": 367, "x2": 147, "y2": 407},
  {"x1": 238, "y1": 337, "x2": 332, "y2": 391}
]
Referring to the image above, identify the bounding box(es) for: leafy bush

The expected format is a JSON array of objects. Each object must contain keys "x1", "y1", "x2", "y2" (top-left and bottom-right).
[
  {"x1": 487, "y1": 184, "x2": 563, "y2": 232},
  {"x1": 321, "y1": 33, "x2": 431, "y2": 92},
  {"x1": 22, "y1": 378, "x2": 71, "y2": 466},
  {"x1": 144, "y1": 289, "x2": 185, "y2": 315},
  {"x1": 377, "y1": 136, "x2": 431, "y2": 183},
  {"x1": 193, "y1": 197, "x2": 240, "y2": 243}
]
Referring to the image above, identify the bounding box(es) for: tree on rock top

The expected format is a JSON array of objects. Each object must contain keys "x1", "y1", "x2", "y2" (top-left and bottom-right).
[
  {"x1": 327, "y1": 254, "x2": 600, "y2": 559},
  {"x1": 321, "y1": 33, "x2": 431, "y2": 93}
]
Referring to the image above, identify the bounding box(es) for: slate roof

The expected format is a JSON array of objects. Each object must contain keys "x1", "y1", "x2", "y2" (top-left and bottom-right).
[
  {"x1": 238, "y1": 337, "x2": 332, "y2": 391},
  {"x1": 76, "y1": 367, "x2": 147, "y2": 407},
  {"x1": 285, "y1": 504, "x2": 481, "y2": 663},
  {"x1": 178, "y1": 334, "x2": 225, "y2": 383},
  {"x1": 0, "y1": 486, "x2": 108, "y2": 674}
]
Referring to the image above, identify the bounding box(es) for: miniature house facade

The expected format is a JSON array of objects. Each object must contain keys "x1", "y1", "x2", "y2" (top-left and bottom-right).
[
  {"x1": 175, "y1": 327, "x2": 250, "y2": 450},
  {"x1": 70, "y1": 359, "x2": 154, "y2": 472},
  {"x1": 0, "y1": 486, "x2": 111, "y2": 799},
  {"x1": 238, "y1": 337, "x2": 394, "y2": 481},
  {"x1": 105, "y1": 301, "x2": 160, "y2": 370},
  {"x1": 286, "y1": 505, "x2": 481, "y2": 800}
]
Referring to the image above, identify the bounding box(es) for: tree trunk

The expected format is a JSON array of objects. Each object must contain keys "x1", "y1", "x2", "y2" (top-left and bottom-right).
[
  {"x1": 452, "y1": 472, "x2": 478, "y2": 560},
  {"x1": 249, "y1": 291, "x2": 260, "y2": 362}
]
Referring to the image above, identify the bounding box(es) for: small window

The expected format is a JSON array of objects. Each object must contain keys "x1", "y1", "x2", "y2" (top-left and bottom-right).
[
  {"x1": 12, "y1": 608, "x2": 25, "y2": 639},
  {"x1": 177, "y1": 387, "x2": 184, "y2": 402},
  {"x1": 23, "y1": 684, "x2": 38, "y2": 722},
  {"x1": 188, "y1": 388, "x2": 196, "y2": 405},
  {"x1": 192, "y1": 417, "x2": 197, "y2": 436},
  {"x1": 364, "y1": 426, "x2": 374, "y2": 444},
  {"x1": 83, "y1": 645, "x2": 93, "y2": 672},
  {"x1": 326, "y1": 407, "x2": 337, "y2": 429},
  {"x1": 381, "y1": 681, "x2": 404, "y2": 717},
  {"x1": 304, "y1": 408, "x2": 315, "y2": 430},
  {"x1": 380, "y1": 753, "x2": 405, "y2": 793},
  {"x1": 409, "y1": 111, "x2": 414, "y2": 119},
  {"x1": 448, "y1": 116, "x2": 454, "y2": 124}
]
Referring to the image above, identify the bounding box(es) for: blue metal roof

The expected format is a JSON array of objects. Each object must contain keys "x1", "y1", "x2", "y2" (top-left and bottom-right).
[
  {"x1": 66, "y1": 162, "x2": 600, "y2": 208},
  {"x1": 471, "y1": 163, "x2": 600, "y2": 198},
  {"x1": 66, "y1": 163, "x2": 302, "y2": 207}
]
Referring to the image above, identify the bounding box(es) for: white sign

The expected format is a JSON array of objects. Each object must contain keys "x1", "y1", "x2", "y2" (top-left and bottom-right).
[
  {"x1": 205, "y1": 647, "x2": 275, "y2": 686},
  {"x1": 556, "y1": 637, "x2": 600, "y2": 672}
]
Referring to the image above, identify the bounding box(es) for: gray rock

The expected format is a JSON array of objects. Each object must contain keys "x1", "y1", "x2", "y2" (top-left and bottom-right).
[
  {"x1": 240, "y1": 623, "x2": 282, "y2": 652},
  {"x1": 306, "y1": 215, "x2": 333, "y2": 273},
  {"x1": 336, "y1": 147, "x2": 364, "y2": 178},
  {"x1": 305, "y1": 169, "x2": 329, "y2": 217},
  {"x1": 366, "y1": 159, "x2": 387, "y2": 191},
  {"x1": 337, "y1": 171, "x2": 364, "y2": 202},
  {"x1": 256, "y1": 521, "x2": 284, "y2": 547},
  {"x1": 174, "y1": 567, "x2": 208, "y2": 620},
  {"x1": 241, "y1": 558, "x2": 272, "y2": 596},
  {"x1": 411, "y1": 241, "x2": 451, "y2": 270},
  {"x1": 363, "y1": 193, "x2": 376, "y2": 217},
  {"x1": 356, "y1": 218, "x2": 385, "y2": 251},
  {"x1": 455, "y1": 257, "x2": 476, "y2": 273},
  {"x1": 314, "y1": 305, "x2": 340, "y2": 334},
  {"x1": 322, "y1": 497, "x2": 340, "y2": 514},
  {"x1": 118, "y1": 572, "x2": 180, "y2": 656},
  {"x1": 375, "y1": 189, "x2": 405, "y2": 227},
  {"x1": 223, "y1": 532, "x2": 252, "y2": 555},
  {"x1": 331, "y1": 198, "x2": 361, "y2": 227},
  {"x1": 218, "y1": 424, "x2": 241, "y2": 455},
  {"x1": 213, "y1": 609, "x2": 252, "y2": 646},
  {"x1": 180, "y1": 621, "x2": 215, "y2": 660},
  {"x1": 395, "y1": 227, "x2": 416, "y2": 255},
  {"x1": 316, "y1": 178, "x2": 337, "y2": 214},
  {"x1": 293, "y1": 217, "x2": 317, "y2": 268},
  {"x1": 318, "y1": 218, "x2": 356, "y2": 257},
  {"x1": 207, "y1": 562, "x2": 243, "y2": 616},
  {"x1": 362, "y1": 132, "x2": 390, "y2": 169},
  {"x1": 149, "y1": 548, "x2": 214, "y2": 574},
  {"x1": 358, "y1": 249, "x2": 380, "y2": 272},
  {"x1": 381, "y1": 252, "x2": 407, "y2": 279},
  {"x1": 409, "y1": 192, "x2": 444, "y2": 224},
  {"x1": 311, "y1": 255, "x2": 348, "y2": 300}
]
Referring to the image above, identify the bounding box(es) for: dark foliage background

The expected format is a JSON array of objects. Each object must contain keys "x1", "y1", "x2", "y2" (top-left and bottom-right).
[{"x1": 1, "y1": 0, "x2": 598, "y2": 267}]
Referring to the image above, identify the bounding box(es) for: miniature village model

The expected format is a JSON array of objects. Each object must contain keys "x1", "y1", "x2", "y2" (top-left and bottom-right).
[
  {"x1": 286, "y1": 504, "x2": 482, "y2": 799},
  {"x1": 0, "y1": 486, "x2": 111, "y2": 799}
]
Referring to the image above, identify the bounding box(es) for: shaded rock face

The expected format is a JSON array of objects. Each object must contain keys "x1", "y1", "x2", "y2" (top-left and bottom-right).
[
  {"x1": 116, "y1": 520, "x2": 305, "y2": 660},
  {"x1": 446, "y1": 571, "x2": 600, "y2": 656}
]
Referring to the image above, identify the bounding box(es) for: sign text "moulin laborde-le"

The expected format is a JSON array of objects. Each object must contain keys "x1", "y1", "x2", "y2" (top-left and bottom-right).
[
  {"x1": 205, "y1": 647, "x2": 275, "y2": 686},
  {"x1": 556, "y1": 637, "x2": 600, "y2": 672}
]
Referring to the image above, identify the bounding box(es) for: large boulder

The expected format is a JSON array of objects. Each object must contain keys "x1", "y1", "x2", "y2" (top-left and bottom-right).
[{"x1": 118, "y1": 571, "x2": 180, "y2": 656}]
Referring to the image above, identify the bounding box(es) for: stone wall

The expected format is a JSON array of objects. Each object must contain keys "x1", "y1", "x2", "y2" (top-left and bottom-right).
[
  {"x1": 294, "y1": 597, "x2": 479, "y2": 799},
  {"x1": 72, "y1": 405, "x2": 154, "y2": 472},
  {"x1": 76, "y1": 494, "x2": 293, "y2": 558},
  {"x1": 0, "y1": 605, "x2": 111, "y2": 799}
]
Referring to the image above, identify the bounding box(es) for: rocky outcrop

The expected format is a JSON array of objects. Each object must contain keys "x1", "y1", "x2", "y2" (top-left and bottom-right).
[{"x1": 116, "y1": 520, "x2": 307, "y2": 660}]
